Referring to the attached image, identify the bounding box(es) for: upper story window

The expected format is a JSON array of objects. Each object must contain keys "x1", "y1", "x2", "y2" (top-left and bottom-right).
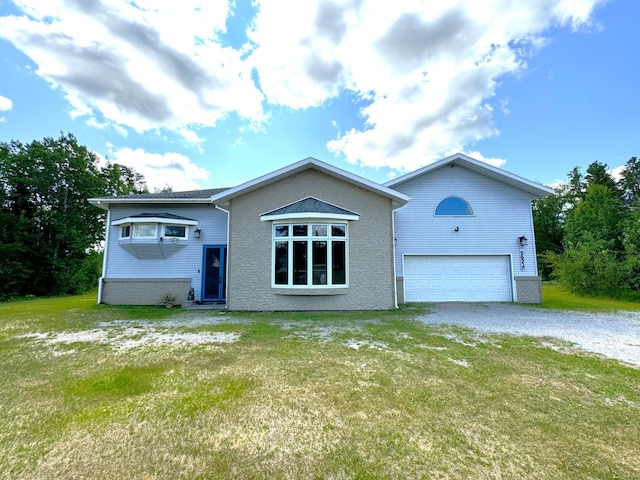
[
  {"x1": 273, "y1": 222, "x2": 348, "y2": 288},
  {"x1": 164, "y1": 225, "x2": 187, "y2": 238},
  {"x1": 111, "y1": 214, "x2": 198, "y2": 259},
  {"x1": 435, "y1": 197, "x2": 473, "y2": 216},
  {"x1": 112, "y1": 215, "x2": 198, "y2": 239},
  {"x1": 134, "y1": 223, "x2": 158, "y2": 238}
]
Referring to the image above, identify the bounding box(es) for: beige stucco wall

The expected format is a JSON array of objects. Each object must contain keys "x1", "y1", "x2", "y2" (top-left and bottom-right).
[
  {"x1": 395, "y1": 277, "x2": 405, "y2": 305},
  {"x1": 225, "y1": 168, "x2": 397, "y2": 311},
  {"x1": 101, "y1": 278, "x2": 192, "y2": 305},
  {"x1": 515, "y1": 276, "x2": 543, "y2": 304}
]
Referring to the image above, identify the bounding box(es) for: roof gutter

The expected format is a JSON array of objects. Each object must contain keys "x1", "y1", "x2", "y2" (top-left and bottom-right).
[{"x1": 88, "y1": 198, "x2": 214, "y2": 210}]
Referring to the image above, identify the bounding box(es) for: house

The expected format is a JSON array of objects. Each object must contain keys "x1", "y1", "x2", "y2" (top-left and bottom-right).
[{"x1": 89, "y1": 153, "x2": 553, "y2": 310}]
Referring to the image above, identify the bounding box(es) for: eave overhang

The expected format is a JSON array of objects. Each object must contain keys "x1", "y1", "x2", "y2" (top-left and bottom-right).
[
  {"x1": 384, "y1": 153, "x2": 554, "y2": 198},
  {"x1": 210, "y1": 157, "x2": 411, "y2": 209}
]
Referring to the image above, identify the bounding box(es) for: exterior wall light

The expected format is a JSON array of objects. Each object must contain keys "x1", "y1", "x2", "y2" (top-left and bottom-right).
[
  {"x1": 194, "y1": 228, "x2": 202, "y2": 239},
  {"x1": 518, "y1": 235, "x2": 528, "y2": 247}
]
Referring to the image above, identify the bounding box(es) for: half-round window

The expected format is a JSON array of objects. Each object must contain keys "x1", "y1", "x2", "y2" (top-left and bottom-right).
[{"x1": 435, "y1": 197, "x2": 473, "y2": 216}]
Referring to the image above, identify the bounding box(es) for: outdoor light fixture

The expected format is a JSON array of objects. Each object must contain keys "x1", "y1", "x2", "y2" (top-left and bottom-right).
[
  {"x1": 518, "y1": 235, "x2": 528, "y2": 247},
  {"x1": 194, "y1": 228, "x2": 202, "y2": 239}
]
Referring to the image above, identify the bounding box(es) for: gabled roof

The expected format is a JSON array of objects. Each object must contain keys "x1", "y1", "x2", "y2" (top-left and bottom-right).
[
  {"x1": 260, "y1": 197, "x2": 360, "y2": 221},
  {"x1": 89, "y1": 188, "x2": 228, "y2": 210},
  {"x1": 210, "y1": 157, "x2": 410, "y2": 208},
  {"x1": 384, "y1": 153, "x2": 553, "y2": 198}
]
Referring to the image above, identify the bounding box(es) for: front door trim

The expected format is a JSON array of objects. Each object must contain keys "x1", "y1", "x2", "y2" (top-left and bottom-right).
[{"x1": 202, "y1": 244, "x2": 227, "y2": 302}]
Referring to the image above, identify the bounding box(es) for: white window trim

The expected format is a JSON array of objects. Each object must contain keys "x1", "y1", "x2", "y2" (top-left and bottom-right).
[
  {"x1": 163, "y1": 224, "x2": 188, "y2": 239},
  {"x1": 134, "y1": 223, "x2": 158, "y2": 239},
  {"x1": 112, "y1": 217, "x2": 198, "y2": 226},
  {"x1": 434, "y1": 196, "x2": 475, "y2": 216},
  {"x1": 272, "y1": 222, "x2": 348, "y2": 288},
  {"x1": 119, "y1": 224, "x2": 131, "y2": 239},
  {"x1": 262, "y1": 212, "x2": 359, "y2": 222},
  {"x1": 113, "y1": 217, "x2": 198, "y2": 242}
]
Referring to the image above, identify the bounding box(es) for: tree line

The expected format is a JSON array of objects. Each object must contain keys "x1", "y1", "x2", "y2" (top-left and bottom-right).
[
  {"x1": 0, "y1": 133, "x2": 149, "y2": 300},
  {"x1": 534, "y1": 156, "x2": 640, "y2": 299}
]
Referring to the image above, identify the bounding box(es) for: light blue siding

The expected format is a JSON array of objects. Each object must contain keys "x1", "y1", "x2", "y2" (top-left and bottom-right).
[
  {"x1": 104, "y1": 204, "x2": 228, "y2": 300},
  {"x1": 391, "y1": 165, "x2": 539, "y2": 280}
]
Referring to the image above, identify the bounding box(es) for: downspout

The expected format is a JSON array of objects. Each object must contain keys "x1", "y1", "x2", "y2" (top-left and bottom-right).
[
  {"x1": 528, "y1": 196, "x2": 540, "y2": 277},
  {"x1": 391, "y1": 201, "x2": 410, "y2": 309},
  {"x1": 214, "y1": 203, "x2": 231, "y2": 307},
  {"x1": 98, "y1": 208, "x2": 111, "y2": 304}
]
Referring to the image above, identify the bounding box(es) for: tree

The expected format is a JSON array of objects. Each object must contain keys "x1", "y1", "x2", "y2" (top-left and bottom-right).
[
  {"x1": 622, "y1": 208, "x2": 640, "y2": 291},
  {"x1": 585, "y1": 160, "x2": 618, "y2": 192},
  {"x1": 0, "y1": 133, "x2": 149, "y2": 299},
  {"x1": 532, "y1": 188, "x2": 565, "y2": 280},
  {"x1": 555, "y1": 183, "x2": 627, "y2": 297},
  {"x1": 100, "y1": 161, "x2": 149, "y2": 196},
  {"x1": 564, "y1": 184, "x2": 625, "y2": 250},
  {"x1": 618, "y1": 156, "x2": 640, "y2": 207},
  {"x1": 565, "y1": 166, "x2": 585, "y2": 206}
]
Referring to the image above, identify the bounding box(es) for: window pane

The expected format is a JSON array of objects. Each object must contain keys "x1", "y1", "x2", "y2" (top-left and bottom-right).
[
  {"x1": 332, "y1": 241, "x2": 346, "y2": 284},
  {"x1": 312, "y1": 224, "x2": 327, "y2": 236},
  {"x1": 274, "y1": 225, "x2": 289, "y2": 237},
  {"x1": 292, "y1": 241, "x2": 307, "y2": 285},
  {"x1": 274, "y1": 241, "x2": 288, "y2": 285},
  {"x1": 120, "y1": 225, "x2": 130, "y2": 238},
  {"x1": 293, "y1": 225, "x2": 307, "y2": 236},
  {"x1": 331, "y1": 225, "x2": 346, "y2": 237},
  {"x1": 135, "y1": 224, "x2": 156, "y2": 237},
  {"x1": 435, "y1": 197, "x2": 473, "y2": 216},
  {"x1": 312, "y1": 241, "x2": 327, "y2": 285},
  {"x1": 164, "y1": 225, "x2": 186, "y2": 237}
]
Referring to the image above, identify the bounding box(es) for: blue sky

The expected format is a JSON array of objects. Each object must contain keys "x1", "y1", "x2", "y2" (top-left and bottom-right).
[{"x1": 0, "y1": 0, "x2": 637, "y2": 191}]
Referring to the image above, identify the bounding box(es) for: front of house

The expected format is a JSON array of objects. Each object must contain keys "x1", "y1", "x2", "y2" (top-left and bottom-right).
[{"x1": 90, "y1": 154, "x2": 552, "y2": 310}]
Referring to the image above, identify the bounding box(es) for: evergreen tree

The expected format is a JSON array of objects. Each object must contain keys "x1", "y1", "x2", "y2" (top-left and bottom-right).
[{"x1": 618, "y1": 156, "x2": 640, "y2": 207}]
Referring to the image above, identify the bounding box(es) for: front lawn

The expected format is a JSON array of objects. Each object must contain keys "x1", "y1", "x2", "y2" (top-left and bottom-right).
[
  {"x1": 541, "y1": 282, "x2": 640, "y2": 311},
  {"x1": 1, "y1": 293, "x2": 639, "y2": 479}
]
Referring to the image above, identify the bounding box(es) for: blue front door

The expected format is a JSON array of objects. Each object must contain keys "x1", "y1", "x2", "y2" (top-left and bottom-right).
[{"x1": 202, "y1": 245, "x2": 227, "y2": 302}]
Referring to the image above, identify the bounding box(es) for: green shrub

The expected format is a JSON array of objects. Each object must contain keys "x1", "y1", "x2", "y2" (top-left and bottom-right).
[{"x1": 554, "y1": 241, "x2": 626, "y2": 298}]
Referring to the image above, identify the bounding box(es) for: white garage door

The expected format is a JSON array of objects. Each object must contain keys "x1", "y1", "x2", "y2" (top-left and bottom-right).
[{"x1": 404, "y1": 255, "x2": 513, "y2": 302}]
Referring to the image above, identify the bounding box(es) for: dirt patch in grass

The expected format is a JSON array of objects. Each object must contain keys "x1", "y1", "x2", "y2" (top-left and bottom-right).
[
  {"x1": 16, "y1": 323, "x2": 241, "y2": 354},
  {"x1": 2, "y1": 304, "x2": 640, "y2": 479}
]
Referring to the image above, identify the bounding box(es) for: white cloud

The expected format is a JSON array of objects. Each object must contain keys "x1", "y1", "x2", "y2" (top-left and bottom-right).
[
  {"x1": 0, "y1": 95, "x2": 13, "y2": 111},
  {"x1": 107, "y1": 146, "x2": 210, "y2": 192},
  {"x1": 0, "y1": 0, "x2": 265, "y2": 143},
  {"x1": 249, "y1": 0, "x2": 604, "y2": 172},
  {"x1": 0, "y1": 0, "x2": 605, "y2": 174}
]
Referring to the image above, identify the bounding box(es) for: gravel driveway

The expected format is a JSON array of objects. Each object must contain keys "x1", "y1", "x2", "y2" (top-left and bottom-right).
[{"x1": 419, "y1": 303, "x2": 640, "y2": 367}]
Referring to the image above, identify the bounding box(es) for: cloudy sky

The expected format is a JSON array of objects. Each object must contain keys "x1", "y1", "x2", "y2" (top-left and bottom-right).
[{"x1": 0, "y1": 0, "x2": 637, "y2": 191}]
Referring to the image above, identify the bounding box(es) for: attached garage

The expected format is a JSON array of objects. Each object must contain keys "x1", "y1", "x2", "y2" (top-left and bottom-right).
[{"x1": 403, "y1": 255, "x2": 513, "y2": 302}]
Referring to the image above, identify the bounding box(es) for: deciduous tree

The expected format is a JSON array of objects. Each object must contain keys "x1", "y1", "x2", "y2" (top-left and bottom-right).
[{"x1": 0, "y1": 133, "x2": 150, "y2": 299}]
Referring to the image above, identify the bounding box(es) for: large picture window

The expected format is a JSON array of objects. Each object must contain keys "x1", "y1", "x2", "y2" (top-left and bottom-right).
[{"x1": 273, "y1": 223, "x2": 348, "y2": 287}]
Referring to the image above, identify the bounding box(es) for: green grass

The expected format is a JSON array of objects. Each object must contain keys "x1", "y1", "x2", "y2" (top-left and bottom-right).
[
  {"x1": 1, "y1": 293, "x2": 639, "y2": 479},
  {"x1": 541, "y1": 282, "x2": 640, "y2": 311}
]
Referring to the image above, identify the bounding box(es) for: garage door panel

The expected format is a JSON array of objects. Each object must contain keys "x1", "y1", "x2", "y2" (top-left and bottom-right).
[{"x1": 404, "y1": 255, "x2": 512, "y2": 302}]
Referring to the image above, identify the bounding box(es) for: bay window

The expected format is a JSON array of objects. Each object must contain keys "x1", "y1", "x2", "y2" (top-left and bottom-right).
[{"x1": 273, "y1": 222, "x2": 348, "y2": 287}]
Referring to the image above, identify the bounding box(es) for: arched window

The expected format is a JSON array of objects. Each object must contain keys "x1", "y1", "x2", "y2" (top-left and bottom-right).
[{"x1": 435, "y1": 197, "x2": 473, "y2": 216}]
